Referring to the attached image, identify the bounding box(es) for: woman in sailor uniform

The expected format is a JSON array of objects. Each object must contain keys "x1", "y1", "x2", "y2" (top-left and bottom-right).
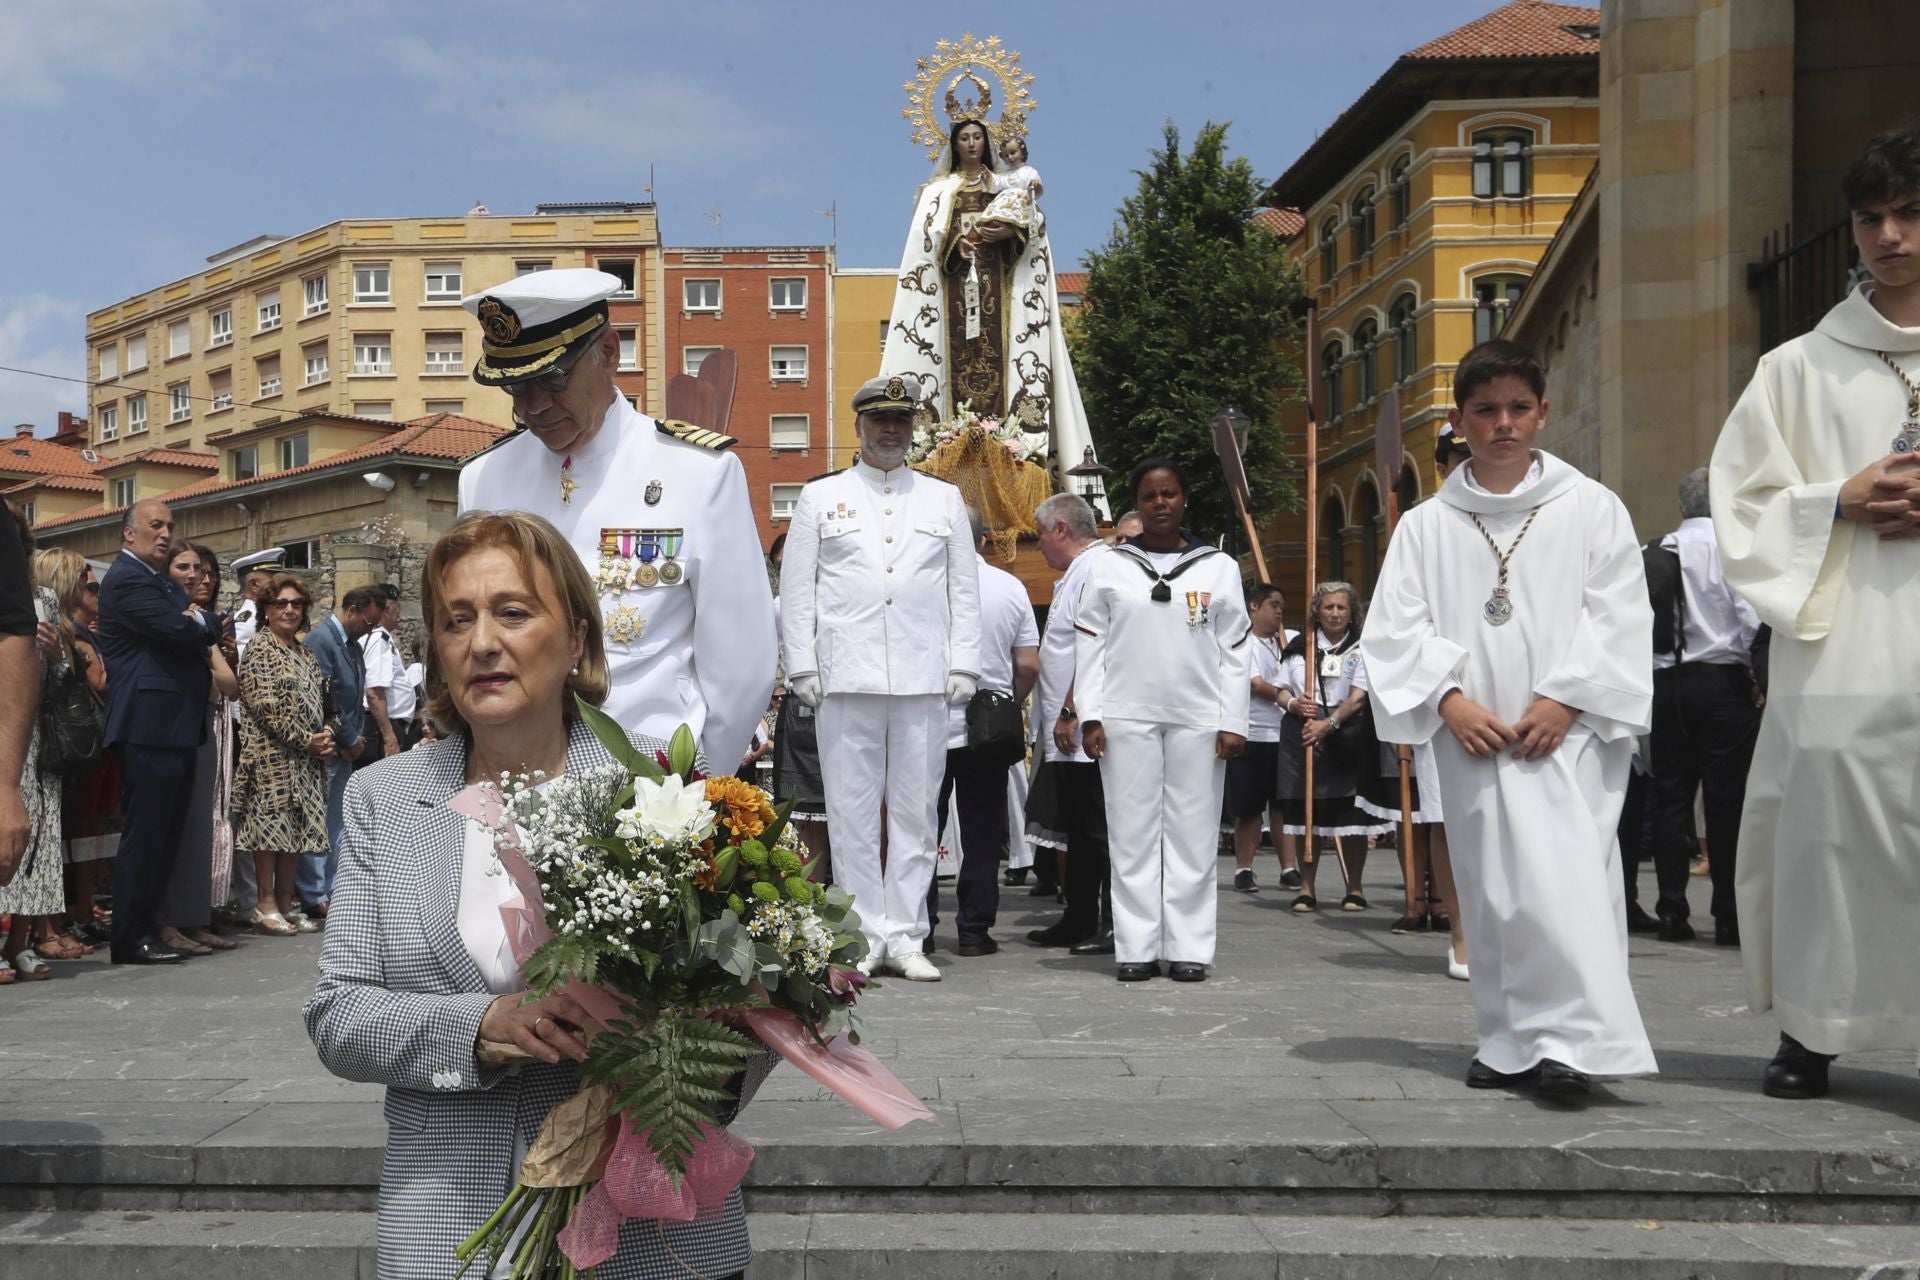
[
  {"x1": 1275, "y1": 582, "x2": 1393, "y2": 914},
  {"x1": 1075, "y1": 460, "x2": 1251, "y2": 983}
]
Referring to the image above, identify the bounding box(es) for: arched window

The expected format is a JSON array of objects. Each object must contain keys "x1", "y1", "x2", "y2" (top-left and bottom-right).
[
  {"x1": 1472, "y1": 274, "x2": 1528, "y2": 344},
  {"x1": 1350, "y1": 187, "x2": 1376, "y2": 259},
  {"x1": 1388, "y1": 292, "x2": 1417, "y2": 383},
  {"x1": 1319, "y1": 495, "x2": 1347, "y2": 588},
  {"x1": 1353, "y1": 482, "x2": 1382, "y2": 591},
  {"x1": 1389, "y1": 154, "x2": 1412, "y2": 226},
  {"x1": 1321, "y1": 340, "x2": 1345, "y2": 419},
  {"x1": 1354, "y1": 319, "x2": 1379, "y2": 403},
  {"x1": 1472, "y1": 128, "x2": 1532, "y2": 199},
  {"x1": 1319, "y1": 217, "x2": 1339, "y2": 284},
  {"x1": 1396, "y1": 461, "x2": 1419, "y2": 515}
]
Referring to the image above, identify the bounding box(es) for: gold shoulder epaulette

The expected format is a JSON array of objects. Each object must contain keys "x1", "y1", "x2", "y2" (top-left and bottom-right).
[
  {"x1": 803, "y1": 467, "x2": 842, "y2": 484},
  {"x1": 657, "y1": 419, "x2": 737, "y2": 451},
  {"x1": 462, "y1": 426, "x2": 527, "y2": 465}
]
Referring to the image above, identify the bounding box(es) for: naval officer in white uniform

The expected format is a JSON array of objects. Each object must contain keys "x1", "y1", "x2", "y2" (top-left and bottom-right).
[
  {"x1": 457, "y1": 269, "x2": 775, "y2": 770},
  {"x1": 780, "y1": 374, "x2": 982, "y2": 981}
]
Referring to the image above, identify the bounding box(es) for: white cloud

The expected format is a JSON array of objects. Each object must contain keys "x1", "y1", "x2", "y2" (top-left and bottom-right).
[
  {"x1": 0, "y1": 0, "x2": 216, "y2": 105},
  {"x1": 0, "y1": 296, "x2": 90, "y2": 435},
  {"x1": 384, "y1": 35, "x2": 774, "y2": 173}
]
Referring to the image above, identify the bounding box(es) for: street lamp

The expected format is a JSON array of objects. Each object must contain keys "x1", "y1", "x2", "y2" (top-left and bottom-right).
[
  {"x1": 1064, "y1": 445, "x2": 1112, "y2": 504},
  {"x1": 1211, "y1": 403, "x2": 1251, "y2": 456}
]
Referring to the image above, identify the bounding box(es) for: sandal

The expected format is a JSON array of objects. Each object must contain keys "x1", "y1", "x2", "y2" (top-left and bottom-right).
[
  {"x1": 8, "y1": 952, "x2": 52, "y2": 981},
  {"x1": 34, "y1": 937, "x2": 78, "y2": 960},
  {"x1": 251, "y1": 909, "x2": 298, "y2": 937},
  {"x1": 187, "y1": 928, "x2": 237, "y2": 952},
  {"x1": 1341, "y1": 893, "x2": 1371, "y2": 912},
  {"x1": 159, "y1": 928, "x2": 214, "y2": 957},
  {"x1": 1391, "y1": 912, "x2": 1427, "y2": 935},
  {"x1": 1290, "y1": 893, "x2": 1318, "y2": 914}
]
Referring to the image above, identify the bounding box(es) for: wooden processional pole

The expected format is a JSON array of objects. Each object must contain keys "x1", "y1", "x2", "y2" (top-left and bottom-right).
[
  {"x1": 1301, "y1": 307, "x2": 1320, "y2": 845},
  {"x1": 1374, "y1": 389, "x2": 1418, "y2": 899}
]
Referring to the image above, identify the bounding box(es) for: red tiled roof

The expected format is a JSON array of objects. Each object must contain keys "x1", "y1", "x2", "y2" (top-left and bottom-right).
[
  {"x1": 1405, "y1": 2, "x2": 1600, "y2": 60},
  {"x1": 0, "y1": 435, "x2": 99, "y2": 478},
  {"x1": 33, "y1": 413, "x2": 508, "y2": 532},
  {"x1": 1056, "y1": 272, "x2": 1087, "y2": 296},
  {"x1": 4, "y1": 473, "x2": 103, "y2": 497},
  {"x1": 95, "y1": 447, "x2": 220, "y2": 472},
  {"x1": 1251, "y1": 207, "x2": 1306, "y2": 239}
]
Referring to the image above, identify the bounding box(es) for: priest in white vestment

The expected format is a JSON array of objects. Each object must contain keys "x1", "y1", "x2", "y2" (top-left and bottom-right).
[
  {"x1": 1708, "y1": 125, "x2": 1920, "y2": 1099},
  {"x1": 1363, "y1": 341, "x2": 1656, "y2": 1092}
]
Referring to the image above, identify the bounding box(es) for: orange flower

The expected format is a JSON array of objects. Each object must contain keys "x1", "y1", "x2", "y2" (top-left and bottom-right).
[{"x1": 705, "y1": 776, "x2": 776, "y2": 840}]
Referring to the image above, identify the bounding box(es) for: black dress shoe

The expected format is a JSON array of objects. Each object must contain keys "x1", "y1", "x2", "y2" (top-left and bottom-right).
[
  {"x1": 956, "y1": 936, "x2": 999, "y2": 957},
  {"x1": 111, "y1": 942, "x2": 186, "y2": 966},
  {"x1": 1536, "y1": 1059, "x2": 1592, "y2": 1097},
  {"x1": 1715, "y1": 918, "x2": 1741, "y2": 947},
  {"x1": 1068, "y1": 931, "x2": 1116, "y2": 956},
  {"x1": 1027, "y1": 880, "x2": 1060, "y2": 897},
  {"x1": 1026, "y1": 922, "x2": 1092, "y2": 948},
  {"x1": 1657, "y1": 914, "x2": 1695, "y2": 942},
  {"x1": 1167, "y1": 961, "x2": 1206, "y2": 982},
  {"x1": 1465, "y1": 1058, "x2": 1541, "y2": 1089},
  {"x1": 1116, "y1": 961, "x2": 1160, "y2": 982},
  {"x1": 1625, "y1": 904, "x2": 1661, "y2": 935},
  {"x1": 922, "y1": 936, "x2": 937, "y2": 955},
  {"x1": 1763, "y1": 1032, "x2": 1834, "y2": 1099},
  {"x1": 1003, "y1": 868, "x2": 1029, "y2": 887}
]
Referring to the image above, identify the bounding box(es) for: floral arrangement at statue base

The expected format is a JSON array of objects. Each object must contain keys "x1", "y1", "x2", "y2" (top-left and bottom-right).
[
  {"x1": 449, "y1": 701, "x2": 935, "y2": 1279},
  {"x1": 907, "y1": 403, "x2": 1055, "y2": 561}
]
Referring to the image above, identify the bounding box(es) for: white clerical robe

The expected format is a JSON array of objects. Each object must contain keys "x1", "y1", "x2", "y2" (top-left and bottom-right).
[
  {"x1": 1362, "y1": 450, "x2": 1657, "y2": 1077},
  {"x1": 1710, "y1": 286, "x2": 1920, "y2": 1055}
]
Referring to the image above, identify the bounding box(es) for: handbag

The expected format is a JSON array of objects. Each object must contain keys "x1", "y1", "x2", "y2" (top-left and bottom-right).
[
  {"x1": 964, "y1": 688, "x2": 1027, "y2": 767},
  {"x1": 38, "y1": 663, "x2": 104, "y2": 777}
]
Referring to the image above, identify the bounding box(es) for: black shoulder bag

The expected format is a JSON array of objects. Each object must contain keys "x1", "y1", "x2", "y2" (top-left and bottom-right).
[{"x1": 965, "y1": 689, "x2": 1028, "y2": 767}]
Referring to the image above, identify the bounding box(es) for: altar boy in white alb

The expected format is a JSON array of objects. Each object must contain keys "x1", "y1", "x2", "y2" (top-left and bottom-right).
[
  {"x1": 1362, "y1": 340, "x2": 1656, "y2": 1096},
  {"x1": 780, "y1": 374, "x2": 981, "y2": 981}
]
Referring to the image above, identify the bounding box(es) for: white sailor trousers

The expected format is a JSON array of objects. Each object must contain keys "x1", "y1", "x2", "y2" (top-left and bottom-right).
[
  {"x1": 817, "y1": 692, "x2": 947, "y2": 960},
  {"x1": 1099, "y1": 718, "x2": 1226, "y2": 966}
]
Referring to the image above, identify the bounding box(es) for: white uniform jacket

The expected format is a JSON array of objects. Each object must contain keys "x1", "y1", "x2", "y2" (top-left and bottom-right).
[
  {"x1": 459, "y1": 397, "x2": 776, "y2": 770},
  {"x1": 779, "y1": 461, "x2": 981, "y2": 696},
  {"x1": 1073, "y1": 542, "x2": 1252, "y2": 734},
  {"x1": 1034, "y1": 541, "x2": 1110, "y2": 763}
]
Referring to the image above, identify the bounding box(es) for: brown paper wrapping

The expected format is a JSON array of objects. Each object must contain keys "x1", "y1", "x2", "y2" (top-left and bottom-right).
[{"x1": 517, "y1": 1083, "x2": 619, "y2": 1189}]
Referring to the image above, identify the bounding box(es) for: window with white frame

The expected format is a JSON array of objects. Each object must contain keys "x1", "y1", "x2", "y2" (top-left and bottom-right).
[
  {"x1": 1472, "y1": 274, "x2": 1528, "y2": 344},
  {"x1": 209, "y1": 368, "x2": 233, "y2": 412},
  {"x1": 770, "y1": 345, "x2": 807, "y2": 381},
  {"x1": 98, "y1": 345, "x2": 119, "y2": 381},
  {"x1": 168, "y1": 319, "x2": 191, "y2": 359},
  {"x1": 303, "y1": 342, "x2": 329, "y2": 386},
  {"x1": 1471, "y1": 129, "x2": 1533, "y2": 199},
  {"x1": 616, "y1": 328, "x2": 638, "y2": 371},
  {"x1": 257, "y1": 289, "x2": 280, "y2": 332},
  {"x1": 279, "y1": 433, "x2": 309, "y2": 469},
  {"x1": 281, "y1": 539, "x2": 318, "y2": 570},
  {"x1": 113, "y1": 477, "x2": 137, "y2": 508},
  {"x1": 770, "y1": 414, "x2": 809, "y2": 449},
  {"x1": 230, "y1": 444, "x2": 258, "y2": 482},
  {"x1": 683, "y1": 346, "x2": 719, "y2": 375},
  {"x1": 168, "y1": 382, "x2": 191, "y2": 423},
  {"x1": 18, "y1": 500, "x2": 34, "y2": 527},
  {"x1": 770, "y1": 483, "x2": 803, "y2": 521},
  {"x1": 353, "y1": 333, "x2": 392, "y2": 375},
  {"x1": 97, "y1": 405, "x2": 117, "y2": 441},
  {"x1": 600, "y1": 259, "x2": 636, "y2": 297},
  {"x1": 423, "y1": 261, "x2": 463, "y2": 302},
  {"x1": 769, "y1": 278, "x2": 806, "y2": 311},
  {"x1": 515, "y1": 260, "x2": 551, "y2": 276},
  {"x1": 683, "y1": 279, "x2": 720, "y2": 312},
  {"x1": 352, "y1": 401, "x2": 393, "y2": 419},
  {"x1": 424, "y1": 331, "x2": 463, "y2": 375},
  {"x1": 127, "y1": 395, "x2": 148, "y2": 434},
  {"x1": 878, "y1": 319, "x2": 890, "y2": 353},
  {"x1": 256, "y1": 354, "x2": 282, "y2": 398},
  {"x1": 303, "y1": 272, "x2": 330, "y2": 316},
  {"x1": 209, "y1": 306, "x2": 233, "y2": 347},
  {"x1": 353, "y1": 264, "x2": 390, "y2": 303},
  {"x1": 423, "y1": 399, "x2": 464, "y2": 415},
  {"x1": 127, "y1": 333, "x2": 147, "y2": 370}
]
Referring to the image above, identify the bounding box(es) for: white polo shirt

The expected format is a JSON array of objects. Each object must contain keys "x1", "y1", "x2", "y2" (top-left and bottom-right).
[{"x1": 948, "y1": 557, "x2": 1039, "y2": 748}]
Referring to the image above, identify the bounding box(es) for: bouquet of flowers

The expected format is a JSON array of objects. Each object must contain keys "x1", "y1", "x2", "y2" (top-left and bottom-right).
[
  {"x1": 906, "y1": 400, "x2": 1052, "y2": 468},
  {"x1": 450, "y1": 699, "x2": 930, "y2": 1278}
]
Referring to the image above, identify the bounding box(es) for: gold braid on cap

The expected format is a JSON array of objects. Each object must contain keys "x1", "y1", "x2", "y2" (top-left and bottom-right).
[{"x1": 903, "y1": 34, "x2": 1036, "y2": 162}]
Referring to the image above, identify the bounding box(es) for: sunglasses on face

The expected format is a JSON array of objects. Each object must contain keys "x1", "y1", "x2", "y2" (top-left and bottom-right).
[{"x1": 271, "y1": 598, "x2": 307, "y2": 611}]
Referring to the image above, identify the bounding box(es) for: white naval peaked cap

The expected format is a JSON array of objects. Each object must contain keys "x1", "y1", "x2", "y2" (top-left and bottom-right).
[{"x1": 461, "y1": 268, "x2": 624, "y2": 387}]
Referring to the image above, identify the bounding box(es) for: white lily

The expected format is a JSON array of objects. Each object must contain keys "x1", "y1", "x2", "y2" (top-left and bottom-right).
[{"x1": 614, "y1": 773, "x2": 717, "y2": 845}]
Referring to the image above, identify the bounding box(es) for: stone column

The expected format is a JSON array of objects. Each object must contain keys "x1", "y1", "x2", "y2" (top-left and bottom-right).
[{"x1": 330, "y1": 543, "x2": 389, "y2": 605}]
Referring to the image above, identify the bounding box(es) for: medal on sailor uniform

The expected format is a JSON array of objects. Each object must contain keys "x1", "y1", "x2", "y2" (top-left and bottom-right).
[
  {"x1": 658, "y1": 530, "x2": 685, "y2": 585},
  {"x1": 645, "y1": 478, "x2": 663, "y2": 506},
  {"x1": 1470, "y1": 506, "x2": 1543, "y2": 627},
  {"x1": 597, "y1": 528, "x2": 635, "y2": 594},
  {"x1": 1185, "y1": 591, "x2": 1200, "y2": 627},
  {"x1": 560, "y1": 455, "x2": 577, "y2": 505},
  {"x1": 1200, "y1": 592, "x2": 1212, "y2": 627},
  {"x1": 1875, "y1": 352, "x2": 1920, "y2": 453},
  {"x1": 634, "y1": 532, "x2": 661, "y2": 588},
  {"x1": 605, "y1": 605, "x2": 645, "y2": 649}
]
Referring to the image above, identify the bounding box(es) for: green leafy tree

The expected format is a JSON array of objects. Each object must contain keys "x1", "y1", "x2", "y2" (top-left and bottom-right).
[{"x1": 1073, "y1": 122, "x2": 1303, "y2": 541}]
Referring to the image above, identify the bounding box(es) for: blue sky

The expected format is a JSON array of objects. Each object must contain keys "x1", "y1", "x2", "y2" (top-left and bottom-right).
[{"x1": 0, "y1": 0, "x2": 1503, "y2": 434}]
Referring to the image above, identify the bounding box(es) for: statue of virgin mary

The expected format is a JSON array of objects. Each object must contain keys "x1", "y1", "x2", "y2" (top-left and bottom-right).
[{"x1": 879, "y1": 115, "x2": 1098, "y2": 500}]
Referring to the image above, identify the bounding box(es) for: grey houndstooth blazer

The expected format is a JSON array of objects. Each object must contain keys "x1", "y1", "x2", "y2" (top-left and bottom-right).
[{"x1": 304, "y1": 718, "x2": 775, "y2": 1280}]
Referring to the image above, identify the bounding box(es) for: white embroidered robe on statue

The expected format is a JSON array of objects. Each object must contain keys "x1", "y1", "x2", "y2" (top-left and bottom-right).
[
  {"x1": 1710, "y1": 287, "x2": 1920, "y2": 1055},
  {"x1": 1362, "y1": 451, "x2": 1657, "y2": 1077}
]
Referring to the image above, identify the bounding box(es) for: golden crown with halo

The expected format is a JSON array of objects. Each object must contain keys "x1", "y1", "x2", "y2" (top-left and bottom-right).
[{"x1": 902, "y1": 34, "x2": 1037, "y2": 162}]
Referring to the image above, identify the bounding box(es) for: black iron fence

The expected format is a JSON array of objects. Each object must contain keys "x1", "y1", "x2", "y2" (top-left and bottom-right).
[{"x1": 1748, "y1": 207, "x2": 1859, "y2": 354}]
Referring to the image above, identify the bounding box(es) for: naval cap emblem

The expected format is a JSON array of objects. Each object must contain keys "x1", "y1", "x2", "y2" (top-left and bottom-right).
[
  {"x1": 476, "y1": 297, "x2": 521, "y2": 344},
  {"x1": 884, "y1": 376, "x2": 906, "y2": 400}
]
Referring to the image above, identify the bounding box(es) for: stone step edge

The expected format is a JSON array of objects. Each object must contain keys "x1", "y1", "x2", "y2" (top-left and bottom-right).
[{"x1": 3, "y1": 1209, "x2": 1920, "y2": 1280}]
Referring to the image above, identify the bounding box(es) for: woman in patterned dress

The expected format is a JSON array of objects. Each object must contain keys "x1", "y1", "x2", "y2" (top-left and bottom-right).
[
  {"x1": 0, "y1": 515, "x2": 68, "y2": 981},
  {"x1": 233, "y1": 573, "x2": 332, "y2": 936}
]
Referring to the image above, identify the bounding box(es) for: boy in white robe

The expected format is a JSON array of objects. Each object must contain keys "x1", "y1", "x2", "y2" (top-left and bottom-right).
[
  {"x1": 1709, "y1": 124, "x2": 1920, "y2": 1100},
  {"x1": 1362, "y1": 340, "x2": 1657, "y2": 1096}
]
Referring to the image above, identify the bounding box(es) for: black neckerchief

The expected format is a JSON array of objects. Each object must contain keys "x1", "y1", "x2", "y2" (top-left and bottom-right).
[
  {"x1": 1281, "y1": 628, "x2": 1359, "y2": 661},
  {"x1": 1113, "y1": 536, "x2": 1220, "y2": 602}
]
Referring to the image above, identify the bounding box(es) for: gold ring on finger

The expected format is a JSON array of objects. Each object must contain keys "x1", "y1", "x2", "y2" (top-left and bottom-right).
[{"x1": 533, "y1": 1016, "x2": 547, "y2": 1034}]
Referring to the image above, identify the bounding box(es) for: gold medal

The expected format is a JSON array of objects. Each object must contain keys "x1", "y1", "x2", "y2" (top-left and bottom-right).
[{"x1": 633, "y1": 562, "x2": 660, "y2": 588}]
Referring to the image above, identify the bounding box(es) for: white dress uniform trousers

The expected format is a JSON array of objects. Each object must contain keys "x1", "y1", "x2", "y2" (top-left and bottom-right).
[
  {"x1": 459, "y1": 396, "x2": 776, "y2": 770},
  {"x1": 779, "y1": 461, "x2": 981, "y2": 960}
]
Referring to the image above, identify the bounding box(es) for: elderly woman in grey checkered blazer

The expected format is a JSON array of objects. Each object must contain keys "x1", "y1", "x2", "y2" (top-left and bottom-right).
[{"x1": 305, "y1": 511, "x2": 775, "y2": 1280}]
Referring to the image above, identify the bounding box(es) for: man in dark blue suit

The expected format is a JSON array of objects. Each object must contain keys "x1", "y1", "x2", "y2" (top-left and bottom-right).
[
  {"x1": 98, "y1": 500, "x2": 221, "y2": 964},
  {"x1": 300, "y1": 584, "x2": 385, "y2": 915}
]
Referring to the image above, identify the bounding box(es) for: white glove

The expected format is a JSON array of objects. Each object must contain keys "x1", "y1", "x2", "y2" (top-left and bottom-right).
[
  {"x1": 946, "y1": 673, "x2": 978, "y2": 706},
  {"x1": 790, "y1": 674, "x2": 823, "y2": 709}
]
